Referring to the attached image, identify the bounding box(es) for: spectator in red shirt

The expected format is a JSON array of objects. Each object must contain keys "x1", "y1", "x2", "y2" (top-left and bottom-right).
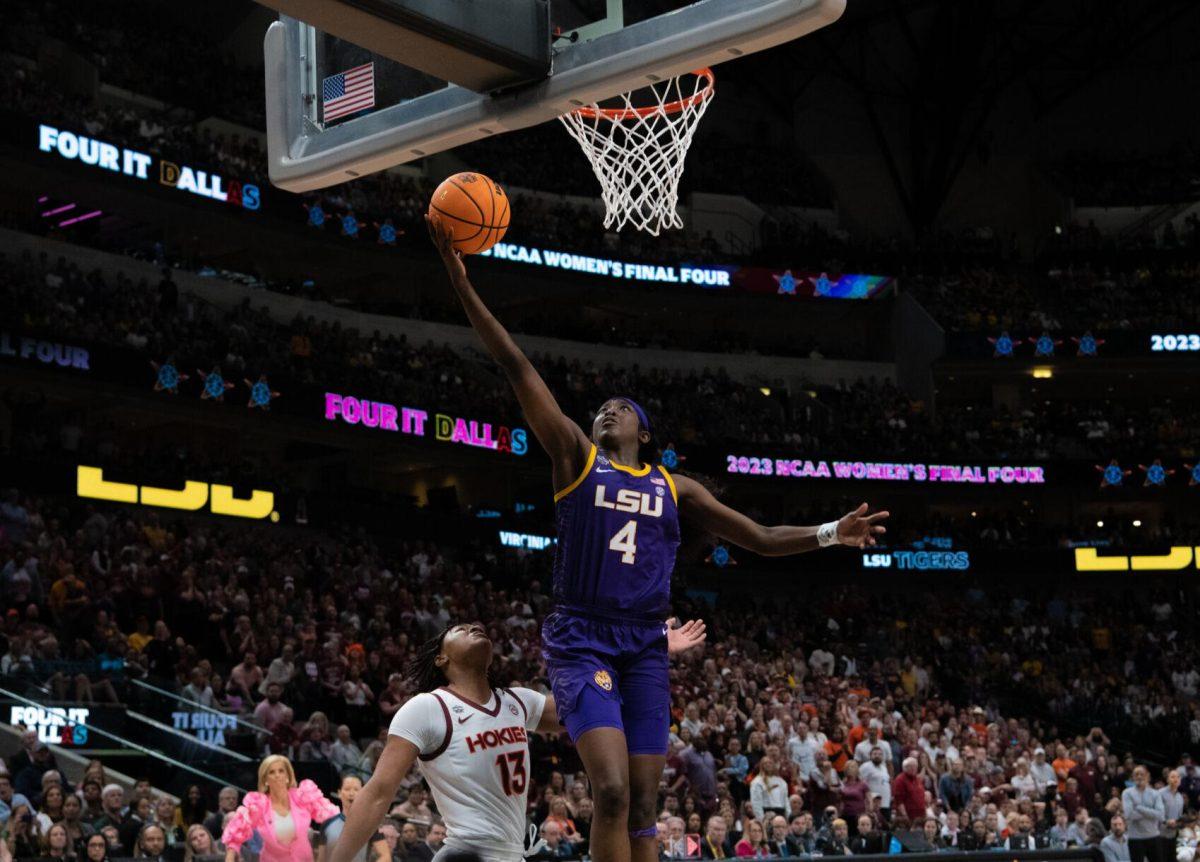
[
  {"x1": 892, "y1": 757, "x2": 927, "y2": 822},
  {"x1": 969, "y1": 708, "x2": 989, "y2": 743},
  {"x1": 1071, "y1": 757, "x2": 1101, "y2": 805},
  {"x1": 1062, "y1": 777, "x2": 1085, "y2": 818},
  {"x1": 847, "y1": 710, "x2": 873, "y2": 753}
]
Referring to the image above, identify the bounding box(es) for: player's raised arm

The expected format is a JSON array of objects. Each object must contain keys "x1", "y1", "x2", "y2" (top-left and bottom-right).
[
  {"x1": 674, "y1": 474, "x2": 888, "y2": 556},
  {"x1": 426, "y1": 215, "x2": 590, "y2": 480},
  {"x1": 328, "y1": 736, "x2": 418, "y2": 862}
]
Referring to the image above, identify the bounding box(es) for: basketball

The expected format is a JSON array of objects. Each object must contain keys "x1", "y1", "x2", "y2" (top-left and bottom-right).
[{"x1": 428, "y1": 172, "x2": 510, "y2": 254}]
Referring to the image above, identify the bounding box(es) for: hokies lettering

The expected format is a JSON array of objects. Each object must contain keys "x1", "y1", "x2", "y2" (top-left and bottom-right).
[{"x1": 464, "y1": 726, "x2": 528, "y2": 754}]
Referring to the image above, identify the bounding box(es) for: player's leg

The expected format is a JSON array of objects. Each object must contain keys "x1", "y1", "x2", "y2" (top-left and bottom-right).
[
  {"x1": 628, "y1": 754, "x2": 667, "y2": 862},
  {"x1": 543, "y1": 614, "x2": 635, "y2": 862},
  {"x1": 544, "y1": 642, "x2": 631, "y2": 860},
  {"x1": 576, "y1": 725, "x2": 633, "y2": 862},
  {"x1": 618, "y1": 631, "x2": 671, "y2": 862}
]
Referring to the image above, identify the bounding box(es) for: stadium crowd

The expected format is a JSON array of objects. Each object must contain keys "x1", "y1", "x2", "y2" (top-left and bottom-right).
[
  {"x1": 905, "y1": 258, "x2": 1200, "y2": 336},
  {"x1": 0, "y1": 46, "x2": 727, "y2": 270},
  {"x1": 4, "y1": 245, "x2": 1200, "y2": 466},
  {"x1": 3, "y1": 7, "x2": 1200, "y2": 862},
  {"x1": 3, "y1": 490, "x2": 1200, "y2": 862},
  {"x1": 1047, "y1": 144, "x2": 1200, "y2": 208},
  {"x1": 7, "y1": 10, "x2": 1200, "y2": 335}
]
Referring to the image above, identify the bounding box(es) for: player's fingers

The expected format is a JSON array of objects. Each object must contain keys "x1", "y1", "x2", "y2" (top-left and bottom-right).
[
  {"x1": 665, "y1": 617, "x2": 678, "y2": 628},
  {"x1": 872, "y1": 526, "x2": 887, "y2": 534},
  {"x1": 866, "y1": 510, "x2": 890, "y2": 522},
  {"x1": 855, "y1": 502, "x2": 869, "y2": 515},
  {"x1": 429, "y1": 213, "x2": 451, "y2": 248}
]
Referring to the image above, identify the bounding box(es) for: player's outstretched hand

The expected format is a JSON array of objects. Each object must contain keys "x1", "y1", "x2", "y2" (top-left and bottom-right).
[
  {"x1": 666, "y1": 617, "x2": 706, "y2": 655},
  {"x1": 836, "y1": 502, "x2": 889, "y2": 548},
  {"x1": 425, "y1": 213, "x2": 467, "y2": 282}
]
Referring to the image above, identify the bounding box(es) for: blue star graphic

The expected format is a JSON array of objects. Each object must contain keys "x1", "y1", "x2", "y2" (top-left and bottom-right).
[
  {"x1": 250, "y1": 381, "x2": 272, "y2": 407},
  {"x1": 773, "y1": 270, "x2": 797, "y2": 295},
  {"x1": 204, "y1": 373, "x2": 227, "y2": 399},
  {"x1": 157, "y1": 364, "x2": 179, "y2": 391}
]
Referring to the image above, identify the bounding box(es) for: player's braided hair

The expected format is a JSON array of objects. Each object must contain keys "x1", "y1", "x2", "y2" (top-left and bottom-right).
[{"x1": 405, "y1": 624, "x2": 500, "y2": 693}]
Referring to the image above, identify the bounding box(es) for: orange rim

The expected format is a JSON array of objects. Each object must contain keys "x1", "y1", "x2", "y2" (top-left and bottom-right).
[{"x1": 573, "y1": 68, "x2": 714, "y2": 122}]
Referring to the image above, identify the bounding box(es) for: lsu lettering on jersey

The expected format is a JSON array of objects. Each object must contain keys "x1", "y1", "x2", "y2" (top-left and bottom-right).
[
  {"x1": 389, "y1": 687, "x2": 546, "y2": 862},
  {"x1": 551, "y1": 444, "x2": 680, "y2": 615}
]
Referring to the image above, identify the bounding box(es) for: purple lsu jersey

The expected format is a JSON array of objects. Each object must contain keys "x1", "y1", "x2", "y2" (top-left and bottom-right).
[{"x1": 551, "y1": 444, "x2": 680, "y2": 615}]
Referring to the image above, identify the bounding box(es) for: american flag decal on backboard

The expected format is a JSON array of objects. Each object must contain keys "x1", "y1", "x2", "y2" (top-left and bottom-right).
[{"x1": 321, "y1": 62, "x2": 374, "y2": 123}]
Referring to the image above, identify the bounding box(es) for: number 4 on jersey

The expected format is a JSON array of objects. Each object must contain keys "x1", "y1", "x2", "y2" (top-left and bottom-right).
[{"x1": 609, "y1": 519, "x2": 638, "y2": 564}]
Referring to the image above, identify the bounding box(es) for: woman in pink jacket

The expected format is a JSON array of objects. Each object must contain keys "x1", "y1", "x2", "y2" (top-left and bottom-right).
[{"x1": 222, "y1": 756, "x2": 340, "y2": 862}]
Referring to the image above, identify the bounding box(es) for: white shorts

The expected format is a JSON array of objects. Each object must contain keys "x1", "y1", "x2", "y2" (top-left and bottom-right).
[{"x1": 432, "y1": 841, "x2": 524, "y2": 862}]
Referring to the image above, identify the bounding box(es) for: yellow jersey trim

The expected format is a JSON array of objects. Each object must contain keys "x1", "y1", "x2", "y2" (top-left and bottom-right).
[
  {"x1": 609, "y1": 459, "x2": 652, "y2": 477},
  {"x1": 657, "y1": 465, "x2": 678, "y2": 504},
  {"x1": 554, "y1": 444, "x2": 597, "y2": 503}
]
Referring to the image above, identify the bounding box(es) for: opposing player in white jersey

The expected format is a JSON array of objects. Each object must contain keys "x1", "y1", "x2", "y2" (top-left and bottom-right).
[{"x1": 329, "y1": 620, "x2": 704, "y2": 862}]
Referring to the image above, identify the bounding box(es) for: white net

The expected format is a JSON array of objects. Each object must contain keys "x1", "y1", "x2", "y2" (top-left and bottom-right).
[{"x1": 558, "y1": 69, "x2": 714, "y2": 236}]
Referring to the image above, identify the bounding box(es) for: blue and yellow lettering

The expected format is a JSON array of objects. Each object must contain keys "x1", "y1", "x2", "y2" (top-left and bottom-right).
[{"x1": 511, "y1": 428, "x2": 528, "y2": 456}]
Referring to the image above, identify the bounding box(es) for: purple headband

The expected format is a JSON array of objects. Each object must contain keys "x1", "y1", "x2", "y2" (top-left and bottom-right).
[{"x1": 613, "y1": 396, "x2": 651, "y2": 435}]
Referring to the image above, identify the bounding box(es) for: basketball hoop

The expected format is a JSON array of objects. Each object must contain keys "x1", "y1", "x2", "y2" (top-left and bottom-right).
[{"x1": 559, "y1": 68, "x2": 715, "y2": 236}]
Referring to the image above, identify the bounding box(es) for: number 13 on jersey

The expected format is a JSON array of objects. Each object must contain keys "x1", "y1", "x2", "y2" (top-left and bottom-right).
[
  {"x1": 609, "y1": 520, "x2": 638, "y2": 564},
  {"x1": 495, "y1": 751, "x2": 527, "y2": 795}
]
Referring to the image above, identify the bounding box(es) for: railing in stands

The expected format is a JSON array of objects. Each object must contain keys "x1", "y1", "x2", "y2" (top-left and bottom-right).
[
  {"x1": 0, "y1": 685, "x2": 253, "y2": 794},
  {"x1": 129, "y1": 676, "x2": 271, "y2": 736}
]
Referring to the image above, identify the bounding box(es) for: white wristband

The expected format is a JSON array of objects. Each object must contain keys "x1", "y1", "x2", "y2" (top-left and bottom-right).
[{"x1": 817, "y1": 520, "x2": 840, "y2": 548}]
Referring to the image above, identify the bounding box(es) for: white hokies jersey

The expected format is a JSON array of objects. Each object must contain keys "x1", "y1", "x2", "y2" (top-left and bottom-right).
[{"x1": 389, "y1": 686, "x2": 546, "y2": 862}]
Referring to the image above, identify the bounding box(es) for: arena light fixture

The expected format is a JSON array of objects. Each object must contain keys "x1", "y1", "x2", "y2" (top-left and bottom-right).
[{"x1": 1031, "y1": 367, "x2": 1053, "y2": 379}]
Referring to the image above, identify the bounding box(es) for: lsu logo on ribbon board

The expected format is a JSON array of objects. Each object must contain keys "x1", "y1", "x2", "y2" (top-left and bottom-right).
[
  {"x1": 1074, "y1": 546, "x2": 1199, "y2": 572},
  {"x1": 77, "y1": 466, "x2": 278, "y2": 522},
  {"x1": 593, "y1": 670, "x2": 613, "y2": 691}
]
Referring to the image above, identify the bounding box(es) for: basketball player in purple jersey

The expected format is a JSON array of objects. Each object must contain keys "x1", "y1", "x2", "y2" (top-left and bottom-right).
[{"x1": 427, "y1": 215, "x2": 889, "y2": 862}]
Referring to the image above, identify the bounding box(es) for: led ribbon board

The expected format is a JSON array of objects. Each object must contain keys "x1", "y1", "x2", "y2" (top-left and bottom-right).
[
  {"x1": 725, "y1": 455, "x2": 1046, "y2": 484},
  {"x1": 77, "y1": 466, "x2": 278, "y2": 521},
  {"x1": 323, "y1": 392, "x2": 528, "y2": 456},
  {"x1": 37, "y1": 123, "x2": 261, "y2": 211}
]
